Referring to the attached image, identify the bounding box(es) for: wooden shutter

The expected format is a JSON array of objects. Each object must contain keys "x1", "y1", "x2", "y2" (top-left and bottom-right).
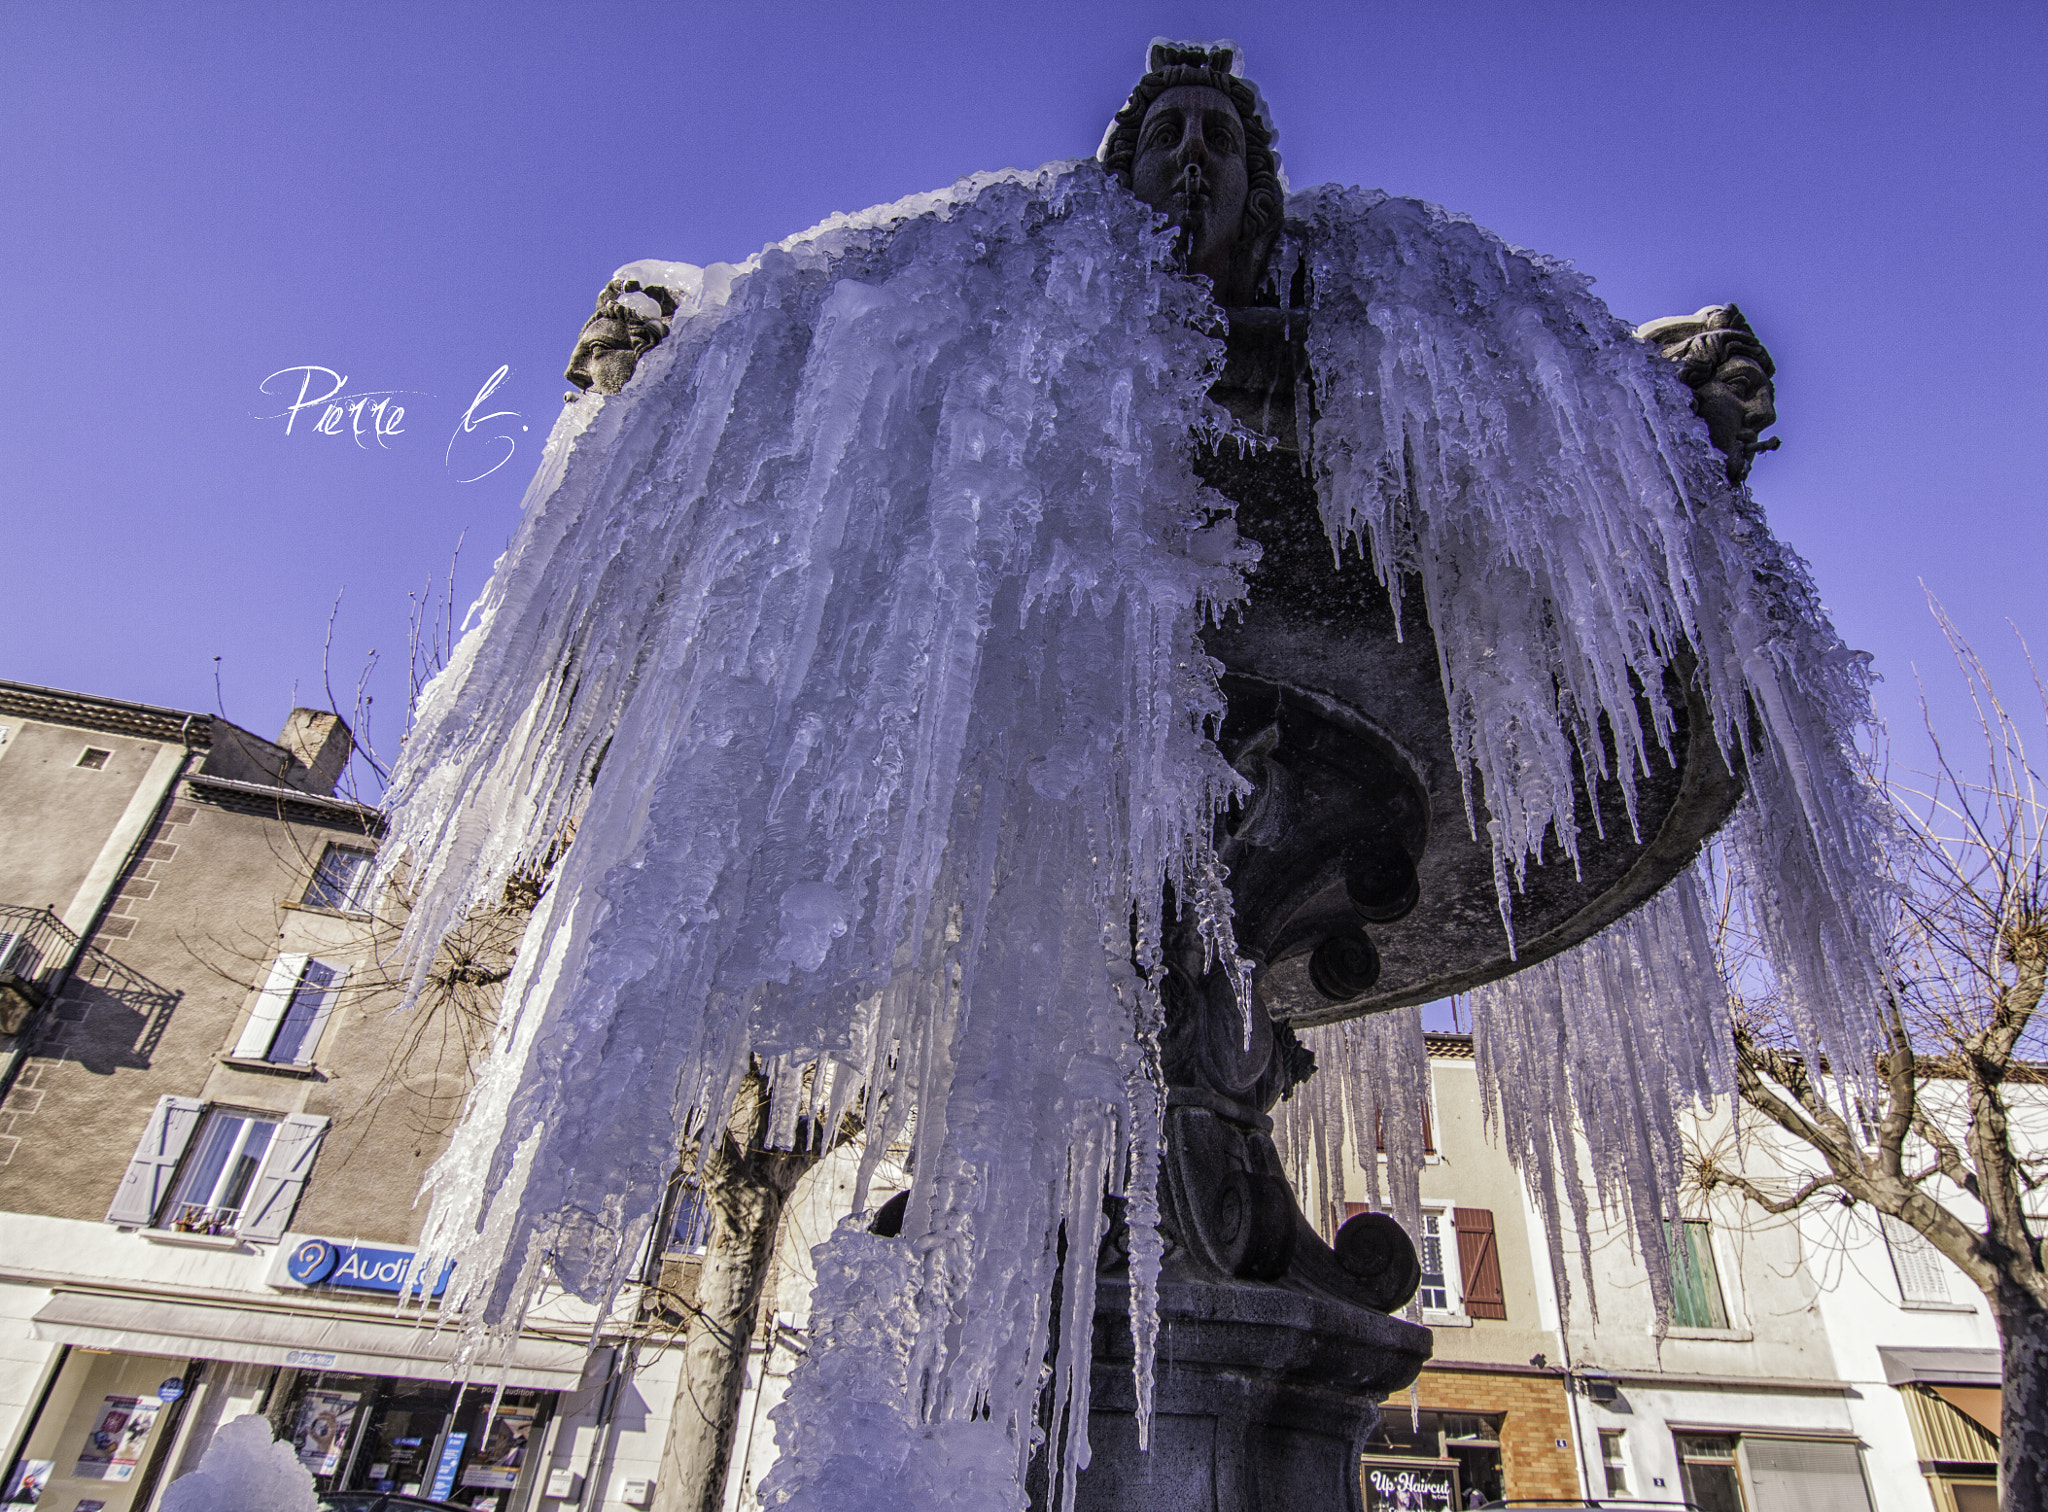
[
  {"x1": 1372, "y1": 1100, "x2": 1437, "y2": 1153},
  {"x1": 105, "y1": 1095, "x2": 204, "y2": 1226},
  {"x1": 240, "y1": 1113, "x2": 328, "y2": 1242},
  {"x1": 1453, "y1": 1207, "x2": 1507, "y2": 1319},
  {"x1": 232, "y1": 953, "x2": 307, "y2": 1059}
]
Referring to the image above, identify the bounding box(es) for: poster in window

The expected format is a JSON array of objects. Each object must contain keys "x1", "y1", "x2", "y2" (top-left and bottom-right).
[
  {"x1": 290, "y1": 1388, "x2": 362, "y2": 1476},
  {"x1": 461, "y1": 1402, "x2": 538, "y2": 1489},
  {"x1": 1360, "y1": 1457, "x2": 1459, "y2": 1512},
  {"x1": 72, "y1": 1396, "x2": 162, "y2": 1481},
  {"x1": 2, "y1": 1458, "x2": 52, "y2": 1507}
]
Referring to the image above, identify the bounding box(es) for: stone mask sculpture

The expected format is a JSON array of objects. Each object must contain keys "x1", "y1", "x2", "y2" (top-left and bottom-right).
[
  {"x1": 1638, "y1": 303, "x2": 1781, "y2": 483},
  {"x1": 1100, "y1": 41, "x2": 1285, "y2": 308},
  {"x1": 564, "y1": 276, "x2": 681, "y2": 396}
]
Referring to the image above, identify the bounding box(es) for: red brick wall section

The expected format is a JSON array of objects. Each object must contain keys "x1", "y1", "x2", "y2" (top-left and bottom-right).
[{"x1": 1411, "y1": 1366, "x2": 1581, "y2": 1501}]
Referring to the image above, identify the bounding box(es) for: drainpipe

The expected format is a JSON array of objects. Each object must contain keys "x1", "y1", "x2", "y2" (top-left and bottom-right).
[
  {"x1": 1556, "y1": 1335, "x2": 1595, "y2": 1502},
  {"x1": 0, "y1": 724, "x2": 200, "y2": 1111},
  {"x1": 577, "y1": 1339, "x2": 641, "y2": 1511}
]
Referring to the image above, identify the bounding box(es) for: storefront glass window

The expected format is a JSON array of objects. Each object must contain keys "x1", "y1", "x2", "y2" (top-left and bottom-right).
[{"x1": 274, "y1": 1371, "x2": 551, "y2": 1510}]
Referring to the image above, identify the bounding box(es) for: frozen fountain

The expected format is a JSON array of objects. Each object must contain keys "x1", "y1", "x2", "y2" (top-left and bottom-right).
[{"x1": 376, "y1": 39, "x2": 1887, "y2": 1512}]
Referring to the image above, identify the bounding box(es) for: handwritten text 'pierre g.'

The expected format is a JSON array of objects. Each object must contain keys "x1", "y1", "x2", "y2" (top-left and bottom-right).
[{"x1": 256, "y1": 365, "x2": 528, "y2": 483}]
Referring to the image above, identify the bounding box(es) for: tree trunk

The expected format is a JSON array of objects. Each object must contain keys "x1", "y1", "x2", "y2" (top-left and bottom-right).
[
  {"x1": 1997, "y1": 1283, "x2": 2048, "y2": 1512},
  {"x1": 654, "y1": 1072, "x2": 816, "y2": 1512}
]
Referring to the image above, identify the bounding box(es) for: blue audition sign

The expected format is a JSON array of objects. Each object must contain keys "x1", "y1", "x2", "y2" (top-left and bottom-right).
[
  {"x1": 285, "y1": 1238, "x2": 453, "y2": 1297},
  {"x1": 430, "y1": 1432, "x2": 467, "y2": 1500}
]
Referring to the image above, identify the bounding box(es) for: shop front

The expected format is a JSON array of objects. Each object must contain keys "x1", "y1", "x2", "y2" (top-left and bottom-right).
[{"x1": 6, "y1": 1235, "x2": 587, "y2": 1511}]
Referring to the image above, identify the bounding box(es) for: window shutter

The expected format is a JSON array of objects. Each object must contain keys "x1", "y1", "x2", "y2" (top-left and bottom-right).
[
  {"x1": 240, "y1": 1113, "x2": 328, "y2": 1242},
  {"x1": 295, "y1": 960, "x2": 345, "y2": 1063},
  {"x1": 271, "y1": 959, "x2": 347, "y2": 1065},
  {"x1": 1882, "y1": 1214, "x2": 1951, "y2": 1305},
  {"x1": 1453, "y1": 1207, "x2": 1507, "y2": 1319},
  {"x1": 106, "y1": 1095, "x2": 204, "y2": 1226},
  {"x1": 232, "y1": 953, "x2": 308, "y2": 1059}
]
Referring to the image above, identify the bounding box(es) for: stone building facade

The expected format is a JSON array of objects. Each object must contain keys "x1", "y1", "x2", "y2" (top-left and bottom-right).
[{"x1": 0, "y1": 681, "x2": 590, "y2": 1512}]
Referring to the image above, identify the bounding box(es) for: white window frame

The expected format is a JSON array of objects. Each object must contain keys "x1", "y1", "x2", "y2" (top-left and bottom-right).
[
  {"x1": 160, "y1": 1109, "x2": 281, "y2": 1234},
  {"x1": 107, "y1": 1096, "x2": 328, "y2": 1243},
  {"x1": 302, "y1": 843, "x2": 375, "y2": 914},
  {"x1": 1416, "y1": 1205, "x2": 1463, "y2": 1317},
  {"x1": 1599, "y1": 1429, "x2": 1632, "y2": 1496},
  {"x1": 231, "y1": 954, "x2": 348, "y2": 1066}
]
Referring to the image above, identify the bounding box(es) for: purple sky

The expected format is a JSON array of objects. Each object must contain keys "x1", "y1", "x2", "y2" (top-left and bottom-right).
[{"x1": 4, "y1": 2, "x2": 2043, "y2": 793}]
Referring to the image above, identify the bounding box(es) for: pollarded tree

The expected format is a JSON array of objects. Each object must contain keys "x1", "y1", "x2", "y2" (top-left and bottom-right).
[{"x1": 1695, "y1": 613, "x2": 2048, "y2": 1511}]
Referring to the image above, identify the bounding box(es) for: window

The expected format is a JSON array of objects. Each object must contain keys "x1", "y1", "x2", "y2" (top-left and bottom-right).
[
  {"x1": 1666, "y1": 1219, "x2": 1731, "y2": 1329},
  {"x1": 106, "y1": 1095, "x2": 329, "y2": 1241},
  {"x1": 1361, "y1": 1409, "x2": 1505, "y2": 1505},
  {"x1": 1677, "y1": 1435, "x2": 1746, "y2": 1512},
  {"x1": 75, "y1": 746, "x2": 111, "y2": 770},
  {"x1": 162, "y1": 1111, "x2": 278, "y2": 1233},
  {"x1": 1882, "y1": 1213, "x2": 1952, "y2": 1305},
  {"x1": 1676, "y1": 1433, "x2": 1874, "y2": 1512},
  {"x1": 304, "y1": 845, "x2": 374, "y2": 912},
  {"x1": 667, "y1": 1178, "x2": 710, "y2": 1255},
  {"x1": 1600, "y1": 1430, "x2": 1631, "y2": 1495},
  {"x1": 1416, "y1": 1210, "x2": 1453, "y2": 1311},
  {"x1": 233, "y1": 955, "x2": 347, "y2": 1065}
]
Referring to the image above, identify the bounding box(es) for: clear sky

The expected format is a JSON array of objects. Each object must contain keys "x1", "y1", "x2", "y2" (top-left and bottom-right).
[{"x1": 3, "y1": 1, "x2": 2043, "y2": 791}]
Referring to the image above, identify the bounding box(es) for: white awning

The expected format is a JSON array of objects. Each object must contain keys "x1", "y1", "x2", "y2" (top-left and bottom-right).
[
  {"x1": 31, "y1": 1291, "x2": 589, "y2": 1392},
  {"x1": 1877, "y1": 1345, "x2": 2001, "y2": 1387}
]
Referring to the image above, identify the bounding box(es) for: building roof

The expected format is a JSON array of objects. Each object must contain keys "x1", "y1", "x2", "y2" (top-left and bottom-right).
[{"x1": 0, "y1": 680, "x2": 215, "y2": 747}]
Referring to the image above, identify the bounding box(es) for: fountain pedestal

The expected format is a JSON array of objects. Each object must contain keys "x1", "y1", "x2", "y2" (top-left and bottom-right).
[{"x1": 1078, "y1": 1278, "x2": 1431, "y2": 1512}]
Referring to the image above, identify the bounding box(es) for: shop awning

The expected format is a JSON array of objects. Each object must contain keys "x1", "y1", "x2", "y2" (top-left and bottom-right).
[
  {"x1": 31, "y1": 1291, "x2": 589, "y2": 1392},
  {"x1": 1877, "y1": 1346, "x2": 2001, "y2": 1388}
]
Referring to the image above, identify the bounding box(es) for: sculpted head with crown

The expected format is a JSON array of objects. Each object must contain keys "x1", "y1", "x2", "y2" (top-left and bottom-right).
[{"x1": 1099, "y1": 41, "x2": 1286, "y2": 308}]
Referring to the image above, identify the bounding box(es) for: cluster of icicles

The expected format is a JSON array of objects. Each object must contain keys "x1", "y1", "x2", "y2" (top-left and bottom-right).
[{"x1": 377, "y1": 162, "x2": 1888, "y2": 1510}]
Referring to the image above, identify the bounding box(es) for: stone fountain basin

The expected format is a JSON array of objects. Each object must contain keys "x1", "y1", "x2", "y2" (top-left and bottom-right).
[{"x1": 1197, "y1": 440, "x2": 1743, "y2": 1028}]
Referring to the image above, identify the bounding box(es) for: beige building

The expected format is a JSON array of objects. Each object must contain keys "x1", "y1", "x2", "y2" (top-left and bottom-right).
[{"x1": 0, "y1": 681, "x2": 590, "y2": 1512}]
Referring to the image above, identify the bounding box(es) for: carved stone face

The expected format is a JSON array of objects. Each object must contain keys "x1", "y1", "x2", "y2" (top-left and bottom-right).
[
  {"x1": 1690, "y1": 354, "x2": 1778, "y2": 483},
  {"x1": 1131, "y1": 84, "x2": 1250, "y2": 295}
]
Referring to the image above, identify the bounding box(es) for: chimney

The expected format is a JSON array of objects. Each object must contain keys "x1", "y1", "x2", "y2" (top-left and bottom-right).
[{"x1": 278, "y1": 709, "x2": 354, "y2": 796}]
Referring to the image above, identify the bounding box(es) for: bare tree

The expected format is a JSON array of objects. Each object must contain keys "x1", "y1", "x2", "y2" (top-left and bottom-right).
[
  {"x1": 651, "y1": 1065, "x2": 865, "y2": 1512},
  {"x1": 1695, "y1": 610, "x2": 2048, "y2": 1510}
]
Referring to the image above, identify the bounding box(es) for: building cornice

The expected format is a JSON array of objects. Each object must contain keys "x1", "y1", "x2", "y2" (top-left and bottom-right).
[
  {"x1": 183, "y1": 772, "x2": 383, "y2": 830},
  {"x1": 0, "y1": 680, "x2": 213, "y2": 748}
]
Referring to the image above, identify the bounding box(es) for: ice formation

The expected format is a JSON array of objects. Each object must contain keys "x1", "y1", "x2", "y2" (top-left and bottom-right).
[
  {"x1": 158, "y1": 1414, "x2": 320, "y2": 1512},
  {"x1": 1264, "y1": 187, "x2": 1890, "y2": 1332},
  {"x1": 379, "y1": 160, "x2": 1888, "y2": 1505}
]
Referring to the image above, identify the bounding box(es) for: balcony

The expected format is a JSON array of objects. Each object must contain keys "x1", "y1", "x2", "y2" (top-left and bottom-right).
[{"x1": 0, "y1": 905, "x2": 74, "y2": 1034}]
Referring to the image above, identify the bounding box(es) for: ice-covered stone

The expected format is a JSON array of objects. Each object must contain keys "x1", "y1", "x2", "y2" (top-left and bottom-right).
[
  {"x1": 157, "y1": 1415, "x2": 319, "y2": 1512},
  {"x1": 380, "y1": 161, "x2": 1890, "y2": 1502}
]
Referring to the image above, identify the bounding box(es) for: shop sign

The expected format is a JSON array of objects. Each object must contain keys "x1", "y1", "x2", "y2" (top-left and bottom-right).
[
  {"x1": 284, "y1": 1237, "x2": 453, "y2": 1297},
  {"x1": 1360, "y1": 1456, "x2": 1460, "y2": 1512},
  {"x1": 158, "y1": 1376, "x2": 186, "y2": 1403},
  {"x1": 430, "y1": 1432, "x2": 468, "y2": 1501}
]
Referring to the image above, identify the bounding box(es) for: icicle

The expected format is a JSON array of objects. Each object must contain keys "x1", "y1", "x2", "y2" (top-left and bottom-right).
[{"x1": 380, "y1": 161, "x2": 1893, "y2": 1501}]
